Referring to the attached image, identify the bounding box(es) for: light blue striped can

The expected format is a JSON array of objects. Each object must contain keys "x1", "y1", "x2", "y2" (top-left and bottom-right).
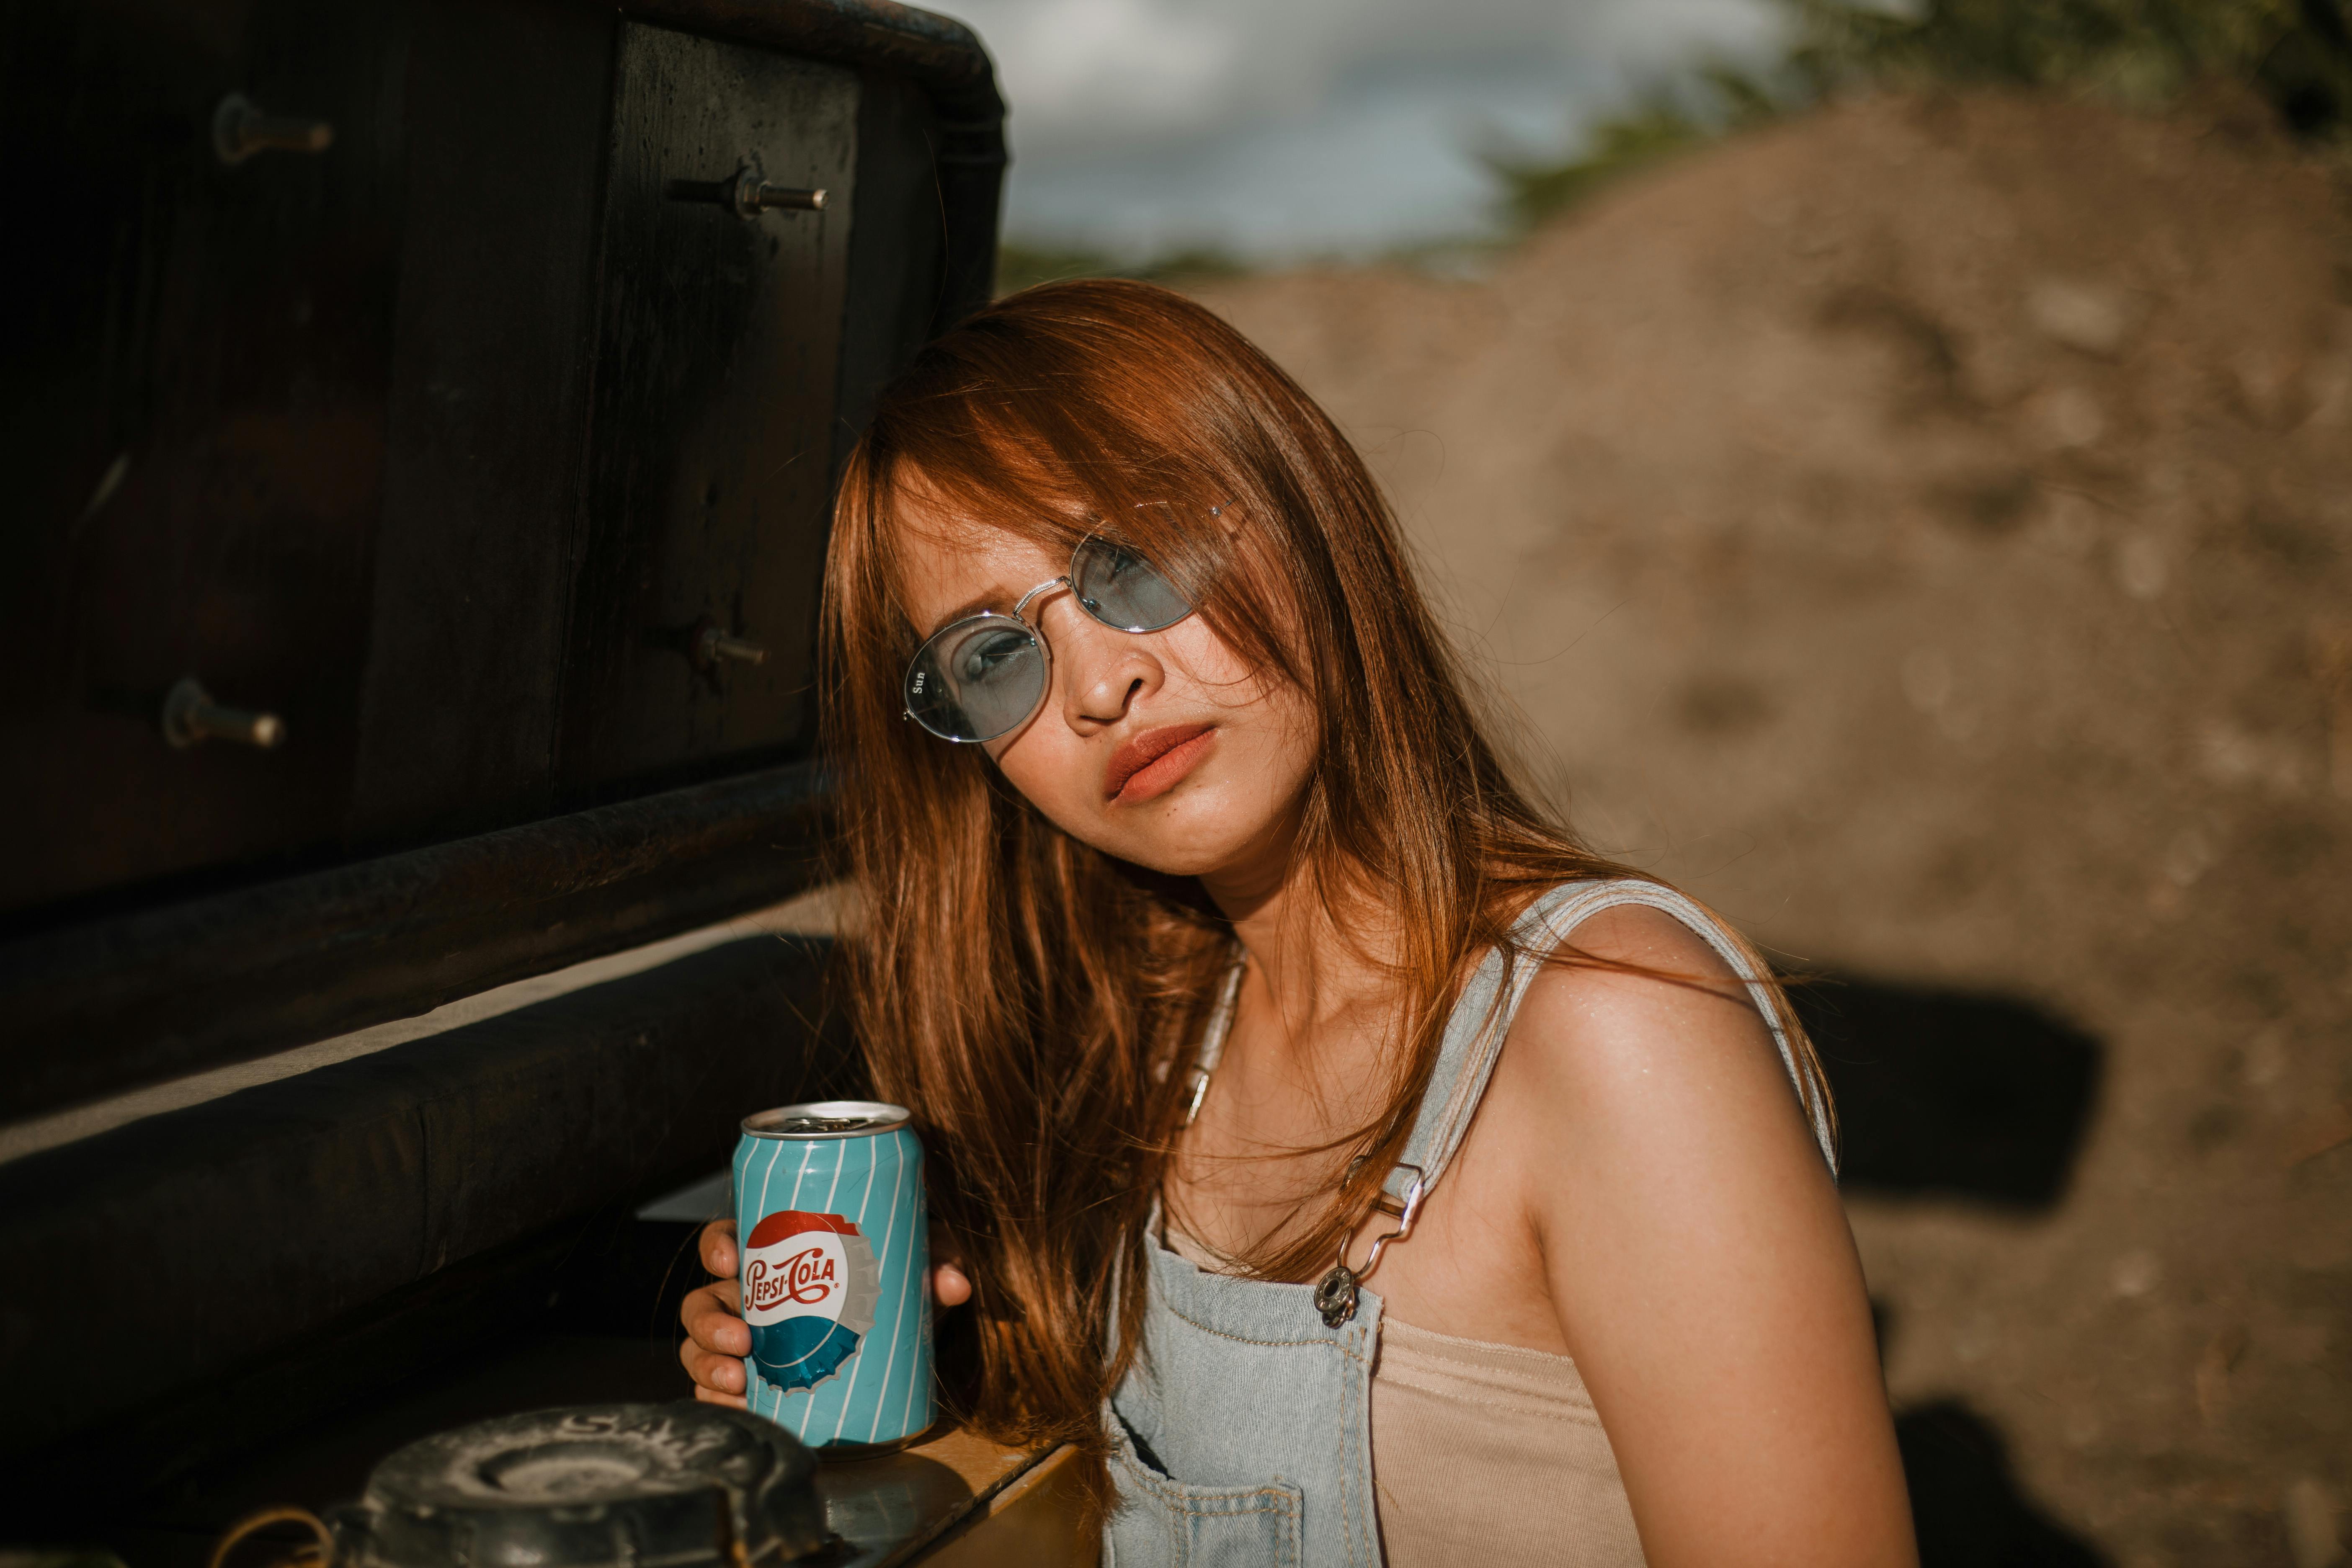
[{"x1": 732, "y1": 1100, "x2": 934, "y2": 1453}]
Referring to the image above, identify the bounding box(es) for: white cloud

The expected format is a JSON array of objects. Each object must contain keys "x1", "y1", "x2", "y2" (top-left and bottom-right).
[
  {"x1": 954, "y1": 0, "x2": 1242, "y2": 146},
  {"x1": 1581, "y1": 0, "x2": 1786, "y2": 73},
  {"x1": 948, "y1": 0, "x2": 1787, "y2": 257}
]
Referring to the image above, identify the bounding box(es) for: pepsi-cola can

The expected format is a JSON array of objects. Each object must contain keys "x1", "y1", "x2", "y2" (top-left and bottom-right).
[{"x1": 733, "y1": 1101, "x2": 933, "y2": 1452}]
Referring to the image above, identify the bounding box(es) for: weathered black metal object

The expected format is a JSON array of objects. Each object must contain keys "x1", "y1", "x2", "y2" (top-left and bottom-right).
[
  {"x1": 327, "y1": 1404, "x2": 832, "y2": 1567},
  {"x1": 3, "y1": 0, "x2": 413, "y2": 919},
  {"x1": 0, "y1": 934, "x2": 857, "y2": 1507},
  {"x1": 0, "y1": 0, "x2": 1000, "y2": 1104},
  {"x1": 0, "y1": 760, "x2": 829, "y2": 1123},
  {"x1": 554, "y1": 25, "x2": 854, "y2": 800},
  {"x1": 0, "y1": 0, "x2": 1002, "y2": 919},
  {"x1": 0, "y1": 0, "x2": 996, "y2": 1524}
]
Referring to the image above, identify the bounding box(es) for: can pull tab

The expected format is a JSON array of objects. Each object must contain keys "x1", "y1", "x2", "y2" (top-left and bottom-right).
[
  {"x1": 209, "y1": 1506, "x2": 336, "y2": 1568},
  {"x1": 776, "y1": 1115, "x2": 872, "y2": 1134}
]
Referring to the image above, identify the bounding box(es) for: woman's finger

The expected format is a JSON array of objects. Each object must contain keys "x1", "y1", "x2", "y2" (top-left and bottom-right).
[
  {"x1": 933, "y1": 1259, "x2": 972, "y2": 1308},
  {"x1": 679, "y1": 1330, "x2": 747, "y2": 1398},
  {"x1": 682, "y1": 1335, "x2": 743, "y2": 1392},
  {"x1": 926, "y1": 1221, "x2": 971, "y2": 1309},
  {"x1": 700, "y1": 1217, "x2": 738, "y2": 1277},
  {"x1": 679, "y1": 1279, "x2": 749, "y2": 1405},
  {"x1": 683, "y1": 1219, "x2": 747, "y2": 1406},
  {"x1": 682, "y1": 1279, "x2": 748, "y2": 1356}
]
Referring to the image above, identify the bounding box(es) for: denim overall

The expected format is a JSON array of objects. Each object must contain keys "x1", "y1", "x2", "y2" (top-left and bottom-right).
[{"x1": 1102, "y1": 879, "x2": 1834, "y2": 1568}]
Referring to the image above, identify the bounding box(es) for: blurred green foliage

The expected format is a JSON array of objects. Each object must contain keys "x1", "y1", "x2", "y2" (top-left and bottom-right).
[
  {"x1": 1485, "y1": 99, "x2": 1720, "y2": 230},
  {"x1": 1490, "y1": 0, "x2": 2352, "y2": 230}
]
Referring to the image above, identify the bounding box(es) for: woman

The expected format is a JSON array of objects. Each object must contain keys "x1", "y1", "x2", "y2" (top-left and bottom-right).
[{"x1": 680, "y1": 280, "x2": 1916, "y2": 1566}]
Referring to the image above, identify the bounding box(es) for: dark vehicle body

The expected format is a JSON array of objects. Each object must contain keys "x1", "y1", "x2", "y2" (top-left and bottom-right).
[{"x1": 0, "y1": 0, "x2": 1001, "y2": 1548}]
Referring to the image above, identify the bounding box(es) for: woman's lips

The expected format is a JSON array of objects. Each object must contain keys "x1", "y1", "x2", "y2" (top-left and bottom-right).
[{"x1": 1105, "y1": 723, "x2": 1217, "y2": 803}]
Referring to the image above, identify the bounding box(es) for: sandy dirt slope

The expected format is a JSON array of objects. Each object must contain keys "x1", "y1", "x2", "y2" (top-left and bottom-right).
[{"x1": 1196, "y1": 88, "x2": 2352, "y2": 1566}]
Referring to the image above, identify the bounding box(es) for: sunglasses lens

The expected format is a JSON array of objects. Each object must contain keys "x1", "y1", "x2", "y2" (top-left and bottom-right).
[
  {"x1": 905, "y1": 617, "x2": 1047, "y2": 742},
  {"x1": 1072, "y1": 538, "x2": 1191, "y2": 633}
]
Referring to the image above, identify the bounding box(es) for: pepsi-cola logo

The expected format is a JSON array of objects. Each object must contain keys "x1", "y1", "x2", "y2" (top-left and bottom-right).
[
  {"x1": 748, "y1": 1246, "x2": 838, "y2": 1309},
  {"x1": 742, "y1": 1210, "x2": 880, "y2": 1395}
]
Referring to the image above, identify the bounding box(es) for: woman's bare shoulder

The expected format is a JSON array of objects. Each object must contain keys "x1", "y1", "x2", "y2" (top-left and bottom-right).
[
  {"x1": 1486, "y1": 898, "x2": 1813, "y2": 1172},
  {"x1": 1538, "y1": 898, "x2": 1746, "y2": 983}
]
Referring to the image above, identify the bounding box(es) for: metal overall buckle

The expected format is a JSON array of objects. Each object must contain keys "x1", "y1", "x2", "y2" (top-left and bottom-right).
[{"x1": 1314, "y1": 1163, "x2": 1426, "y2": 1328}]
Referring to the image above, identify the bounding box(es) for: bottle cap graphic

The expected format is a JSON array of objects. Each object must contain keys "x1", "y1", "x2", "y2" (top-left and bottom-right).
[{"x1": 742, "y1": 1210, "x2": 880, "y2": 1393}]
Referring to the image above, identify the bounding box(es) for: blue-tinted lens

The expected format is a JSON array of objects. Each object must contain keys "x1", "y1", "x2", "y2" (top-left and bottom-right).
[
  {"x1": 904, "y1": 615, "x2": 1047, "y2": 742},
  {"x1": 1071, "y1": 538, "x2": 1191, "y2": 633}
]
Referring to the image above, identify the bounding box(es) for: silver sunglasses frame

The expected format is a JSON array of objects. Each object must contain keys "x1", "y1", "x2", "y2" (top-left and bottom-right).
[{"x1": 899, "y1": 535, "x2": 1195, "y2": 744}]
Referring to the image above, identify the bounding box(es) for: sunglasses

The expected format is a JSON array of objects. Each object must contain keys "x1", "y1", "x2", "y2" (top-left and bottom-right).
[{"x1": 902, "y1": 534, "x2": 1196, "y2": 743}]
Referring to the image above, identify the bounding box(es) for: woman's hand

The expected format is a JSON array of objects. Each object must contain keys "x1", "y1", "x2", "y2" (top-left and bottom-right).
[
  {"x1": 678, "y1": 1218, "x2": 750, "y2": 1406},
  {"x1": 679, "y1": 1217, "x2": 972, "y2": 1405}
]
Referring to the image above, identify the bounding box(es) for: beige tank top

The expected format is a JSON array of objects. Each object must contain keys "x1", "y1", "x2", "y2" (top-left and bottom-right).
[
  {"x1": 1161, "y1": 1223, "x2": 1645, "y2": 1565},
  {"x1": 1371, "y1": 1316, "x2": 1644, "y2": 1566}
]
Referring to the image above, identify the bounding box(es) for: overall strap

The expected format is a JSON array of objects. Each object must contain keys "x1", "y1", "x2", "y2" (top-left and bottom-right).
[
  {"x1": 1383, "y1": 879, "x2": 1835, "y2": 1210},
  {"x1": 1183, "y1": 956, "x2": 1248, "y2": 1128}
]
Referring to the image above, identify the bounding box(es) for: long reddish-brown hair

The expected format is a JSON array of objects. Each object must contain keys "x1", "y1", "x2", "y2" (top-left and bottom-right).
[{"x1": 822, "y1": 279, "x2": 1827, "y2": 1478}]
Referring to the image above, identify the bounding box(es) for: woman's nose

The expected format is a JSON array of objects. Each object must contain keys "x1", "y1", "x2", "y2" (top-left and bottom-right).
[{"x1": 1044, "y1": 601, "x2": 1165, "y2": 727}]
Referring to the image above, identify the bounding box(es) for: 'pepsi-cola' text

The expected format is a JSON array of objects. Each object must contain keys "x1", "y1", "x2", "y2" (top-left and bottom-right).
[{"x1": 748, "y1": 1247, "x2": 839, "y2": 1311}]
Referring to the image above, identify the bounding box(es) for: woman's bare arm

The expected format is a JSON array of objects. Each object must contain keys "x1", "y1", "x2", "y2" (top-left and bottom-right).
[{"x1": 1492, "y1": 904, "x2": 1916, "y2": 1567}]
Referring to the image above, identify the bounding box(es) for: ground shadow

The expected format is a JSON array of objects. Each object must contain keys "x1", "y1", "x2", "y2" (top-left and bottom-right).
[
  {"x1": 1790, "y1": 975, "x2": 2103, "y2": 1210},
  {"x1": 1898, "y1": 1400, "x2": 2110, "y2": 1567}
]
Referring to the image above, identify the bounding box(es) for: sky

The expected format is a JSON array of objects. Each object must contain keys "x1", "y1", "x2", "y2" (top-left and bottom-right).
[{"x1": 943, "y1": 0, "x2": 1788, "y2": 263}]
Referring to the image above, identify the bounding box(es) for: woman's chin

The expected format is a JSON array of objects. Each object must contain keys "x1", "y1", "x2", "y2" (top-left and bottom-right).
[
  {"x1": 1090, "y1": 823, "x2": 1231, "y2": 879},
  {"x1": 1098, "y1": 806, "x2": 1292, "y2": 884},
  {"x1": 1115, "y1": 842, "x2": 1232, "y2": 879}
]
